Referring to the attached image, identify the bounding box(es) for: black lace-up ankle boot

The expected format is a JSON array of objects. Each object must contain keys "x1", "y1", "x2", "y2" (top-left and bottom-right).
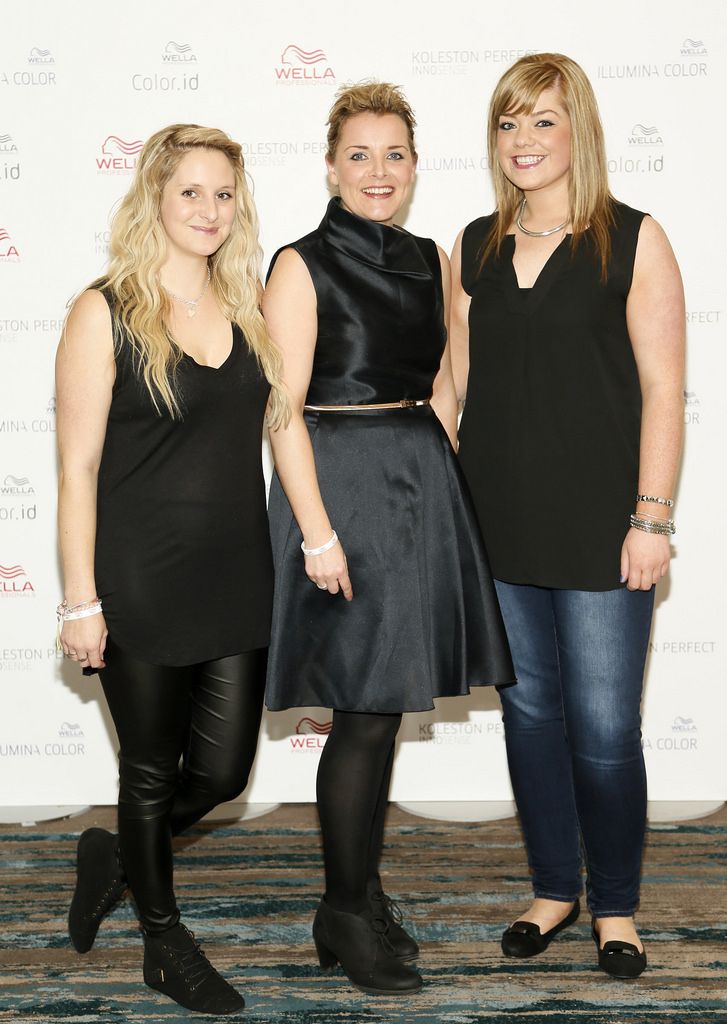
[
  {"x1": 143, "y1": 922, "x2": 245, "y2": 1014},
  {"x1": 68, "y1": 828, "x2": 127, "y2": 953},
  {"x1": 312, "y1": 897, "x2": 422, "y2": 994},
  {"x1": 366, "y1": 881, "x2": 419, "y2": 961}
]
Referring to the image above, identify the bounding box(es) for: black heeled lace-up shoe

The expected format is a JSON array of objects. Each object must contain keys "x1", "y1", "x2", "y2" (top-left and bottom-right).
[{"x1": 313, "y1": 898, "x2": 422, "y2": 995}]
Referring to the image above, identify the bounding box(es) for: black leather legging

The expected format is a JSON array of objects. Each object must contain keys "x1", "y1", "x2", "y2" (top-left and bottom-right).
[{"x1": 99, "y1": 638, "x2": 267, "y2": 932}]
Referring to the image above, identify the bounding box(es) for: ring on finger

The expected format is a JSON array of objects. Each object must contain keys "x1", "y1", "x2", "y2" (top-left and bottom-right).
[{"x1": 316, "y1": 583, "x2": 328, "y2": 590}]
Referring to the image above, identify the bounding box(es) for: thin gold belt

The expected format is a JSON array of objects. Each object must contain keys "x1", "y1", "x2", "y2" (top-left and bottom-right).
[{"x1": 304, "y1": 398, "x2": 431, "y2": 412}]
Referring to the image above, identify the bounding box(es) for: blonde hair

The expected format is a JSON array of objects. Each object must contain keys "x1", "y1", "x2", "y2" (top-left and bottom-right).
[
  {"x1": 76, "y1": 123, "x2": 287, "y2": 427},
  {"x1": 483, "y1": 53, "x2": 615, "y2": 278},
  {"x1": 326, "y1": 81, "x2": 417, "y2": 160}
]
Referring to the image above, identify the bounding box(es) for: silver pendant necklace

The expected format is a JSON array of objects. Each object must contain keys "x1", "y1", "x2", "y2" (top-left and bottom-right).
[
  {"x1": 516, "y1": 198, "x2": 569, "y2": 238},
  {"x1": 163, "y1": 265, "x2": 211, "y2": 318}
]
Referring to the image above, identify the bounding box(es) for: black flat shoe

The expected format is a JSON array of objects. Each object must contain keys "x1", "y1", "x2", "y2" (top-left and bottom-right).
[
  {"x1": 68, "y1": 828, "x2": 127, "y2": 953},
  {"x1": 366, "y1": 882, "x2": 419, "y2": 962},
  {"x1": 592, "y1": 919, "x2": 647, "y2": 979},
  {"x1": 501, "y1": 899, "x2": 580, "y2": 957},
  {"x1": 144, "y1": 922, "x2": 245, "y2": 1014}
]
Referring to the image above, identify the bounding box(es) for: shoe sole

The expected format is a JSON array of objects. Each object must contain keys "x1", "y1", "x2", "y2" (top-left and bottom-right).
[
  {"x1": 145, "y1": 979, "x2": 245, "y2": 1014},
  {"x1": 352, "y1": 981, "x2": 423, "y2": 995}
]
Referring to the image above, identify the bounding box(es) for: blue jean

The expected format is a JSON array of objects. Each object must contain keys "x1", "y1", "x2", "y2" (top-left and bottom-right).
[{"x1": 494, "y1": 581, "x2": 655, "y2": 918}]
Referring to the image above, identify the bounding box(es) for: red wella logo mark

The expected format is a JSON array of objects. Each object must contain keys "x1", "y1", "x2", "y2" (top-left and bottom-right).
[
  {"x1": 0, "y1": 227, "x2": 20, "y2": 261},
  {"x1": 275, "y1": 44, "x2": 335, "y2": 82},
  {"x1": 0, "y1": 564, "x2": 34, "y2": 595},
  {"x1": 290, "y1": 716, "x2": 332, "y2": 750},
  {"x1": 96, "y1": 135, "x2": 143, "y2": 174},
  {"x1": 296, "y1": 717, "x2": 333, "y2": 735}
]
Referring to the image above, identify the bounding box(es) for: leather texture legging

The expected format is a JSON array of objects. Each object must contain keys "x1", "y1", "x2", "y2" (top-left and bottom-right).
[{"x1": 99, "y1": 638, "x2": 267, "y2": 932}]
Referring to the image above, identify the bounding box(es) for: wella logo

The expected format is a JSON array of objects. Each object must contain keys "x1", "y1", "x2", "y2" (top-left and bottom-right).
[
  {"x1": 0, "y1": 564, "x2": 35, "y2": 595},
  {"x1": 681, "y1": 37, "x2": 707, "y2": 55},
  {"x1": 96, "y1": 135, "x2": 143, "y2": 174},
  {"x1": 0, "y1": 134, "x2": 18, "y2": 153},
  {"x1": 289, "y1": 716, "x2": 332, "y2": 750},
  {"x1": 0, "y1": 228, "x2": 20, "y2": 261},
  {"x1": 28, "y1": 47, "x2": 54, "y2": 64},
  {"x1": 275, "y1": 44, "x2": 335, "y2": 82},
  {"x1": 1, "y1": 475, "x2": 35, "y2": 496},
  {"x1": 162, "y1": 41, "x2": 197, "y2": 62},
  {"x1": 628, "y1": 124, "x2": 664, "y2": 146}
]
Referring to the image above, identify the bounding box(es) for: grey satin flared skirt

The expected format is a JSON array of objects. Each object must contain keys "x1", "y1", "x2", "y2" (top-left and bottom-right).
[{"x1": 265, "y1": 406, "x2": 515, "y2": 713}]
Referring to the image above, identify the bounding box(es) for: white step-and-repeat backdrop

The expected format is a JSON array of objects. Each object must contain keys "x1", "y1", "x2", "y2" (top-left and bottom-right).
[{"x1": 1, "y1": 0, "x2": 724, "y2": 807}]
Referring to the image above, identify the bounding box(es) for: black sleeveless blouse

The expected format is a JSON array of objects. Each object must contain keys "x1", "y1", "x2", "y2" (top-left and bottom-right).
[
  {"x1": 269, "y1": 197, "x2": 446, "y2": 404},
  {"x1": 94, "y1": 290, "x2": 273, "y2": 665},
  {"x1": 458, "y1": 202, "x2": 646, "y2": 591}
]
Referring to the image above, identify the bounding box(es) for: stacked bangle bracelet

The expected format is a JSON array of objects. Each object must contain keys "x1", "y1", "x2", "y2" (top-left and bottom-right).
[
  {"x1": 56, "y1": 597, "x2": 103, "y2": 622},
  {"x1": 629, "y1": 513, "x2": 675, "y2": 537}
]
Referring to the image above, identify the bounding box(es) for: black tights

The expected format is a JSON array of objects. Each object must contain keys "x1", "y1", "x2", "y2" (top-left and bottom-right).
[
  {"x1": 99, "y1": 638, "x2": 267, "y2": 932},
  {"x1": 316, "y1": 709, "x2": 402, "y2": 914}
]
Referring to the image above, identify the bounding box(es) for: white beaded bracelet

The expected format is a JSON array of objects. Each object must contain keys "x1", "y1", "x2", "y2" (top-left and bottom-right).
[
  {"x1": 301, "y1": 530, "x2": 339, "y2": 557},
  {"x1": 56, "y1": 598, "x2": 103, "y2": 622},
  {"x1": 63, "y1": 602, "x2": 103, "y2": 621}
]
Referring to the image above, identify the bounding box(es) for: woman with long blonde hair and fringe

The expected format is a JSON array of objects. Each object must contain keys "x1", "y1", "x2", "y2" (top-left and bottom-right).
[
  {"x1": 451, "y1": 53, "x2": 685, "y2": 978},
  {"x1": 57, "y1": 123, "x2": 285, "y2": 1015}
]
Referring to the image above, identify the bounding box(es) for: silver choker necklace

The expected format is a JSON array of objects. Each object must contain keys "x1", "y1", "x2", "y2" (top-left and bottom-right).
[
  {"x1": 163, "y1": 265, "x2": 211, "y2": 318},
  {"x1": 516, "y1": 198, "x2": 569, "y2": 238}
]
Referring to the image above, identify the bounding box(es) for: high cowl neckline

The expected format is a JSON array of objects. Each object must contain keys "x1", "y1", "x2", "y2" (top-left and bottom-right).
[{"x1": 319, "y1": 197, "x2": 432, "y2": 278}]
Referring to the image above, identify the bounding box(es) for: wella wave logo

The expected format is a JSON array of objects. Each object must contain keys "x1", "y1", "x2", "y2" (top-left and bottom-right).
[
  {"x1": 96, "y1": 135, "x2": 143, "y2": 174},
  {"x1": 1, "y1": 474, "x2": 34, "y2": 495},
  {"x1": 289, "y1": 716, "x2": 332, "y2": 750},
  {"x1": 0, "y1": 134, "x2": 18, "y2": 153},
  {"x1": 628, "y1": 124, "x2": 663, "y2": 146},
  {"x1": 296, "y1": 717, "x2": 333, "y2": 735},
  {"x1": 0, "y1": 227, "x2": 20, "y2": 261},
  {"x1": 672, "y1": 716, "x2": 697, "y2": 733},
  {"x1": 163, "y1": 40, "x2": 197, "y2": 62},
  {"x1": 275, "y1": 43, "x2": 335, "y2": 82},
  {"x1": 28, "y1": 47, "x2": 54, "y2": 64},
  {"x1": 681, "y1": 37, "x2": 707, "y2": 55},
  {"x1": 59, "y1": 722, "x2": 84, "y2": 738},
  {"x1": 0, "y1": 564, "x2": 34, "y2": 595}
]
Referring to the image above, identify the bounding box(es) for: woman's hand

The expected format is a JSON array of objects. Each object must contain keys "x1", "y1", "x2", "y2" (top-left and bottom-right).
[
  {"x1": 60, "y1": 612, "x2": 109, "y2": 669},
  {"x1": 304, "y1": 541, "x2": 353, "y2": 600},
  {"x1": 620, "y1": 528, "x2": 671, "y2": 591}
]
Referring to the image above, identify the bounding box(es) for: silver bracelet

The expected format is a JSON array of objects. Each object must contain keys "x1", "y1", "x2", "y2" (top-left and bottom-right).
[
  {"x1": 630, "y1": 514, "x2": 675, "y2": 536},
  {"x1": 636, "y1": 494, "x2": 674, "y2": 508},
  {"x1": 301, "y1": 530, "x2": 338, "y2": 557}
]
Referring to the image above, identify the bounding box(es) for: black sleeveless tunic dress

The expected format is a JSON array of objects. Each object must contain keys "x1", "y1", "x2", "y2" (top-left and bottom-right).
[
  {"x1": 94, "y1": 290, "x2": 273, "y2": 666},
  {"x1": 265, "y1": 199, "x2": 514, "y2": 713},
  {"x1": 458, "y1": 202, "x2": 647, "y2": 591}
]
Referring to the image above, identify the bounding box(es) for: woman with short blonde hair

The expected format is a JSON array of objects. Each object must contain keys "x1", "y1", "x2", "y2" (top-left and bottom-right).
[{"x1": 264, "y1": 82, "x2": 513, "y2": 995}]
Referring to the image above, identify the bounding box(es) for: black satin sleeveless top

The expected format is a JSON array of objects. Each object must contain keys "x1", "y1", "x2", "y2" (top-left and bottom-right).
[{"x1": 268, "y1": 198, "x2": 445, "y2": 404}]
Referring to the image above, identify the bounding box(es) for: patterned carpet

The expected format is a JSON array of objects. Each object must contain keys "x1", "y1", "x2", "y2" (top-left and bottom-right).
[{"x1": 0, "y1": 803, "x2": 725, "y2": 1023}]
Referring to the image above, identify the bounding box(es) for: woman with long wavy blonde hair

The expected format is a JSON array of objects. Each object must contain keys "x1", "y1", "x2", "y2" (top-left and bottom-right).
[
  {"x1": 450, "y1": 53, "x2": 684, "y2": 979},
  {"x1": 56, "y1": 123, "x2": 284, "y2": 1015}
]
